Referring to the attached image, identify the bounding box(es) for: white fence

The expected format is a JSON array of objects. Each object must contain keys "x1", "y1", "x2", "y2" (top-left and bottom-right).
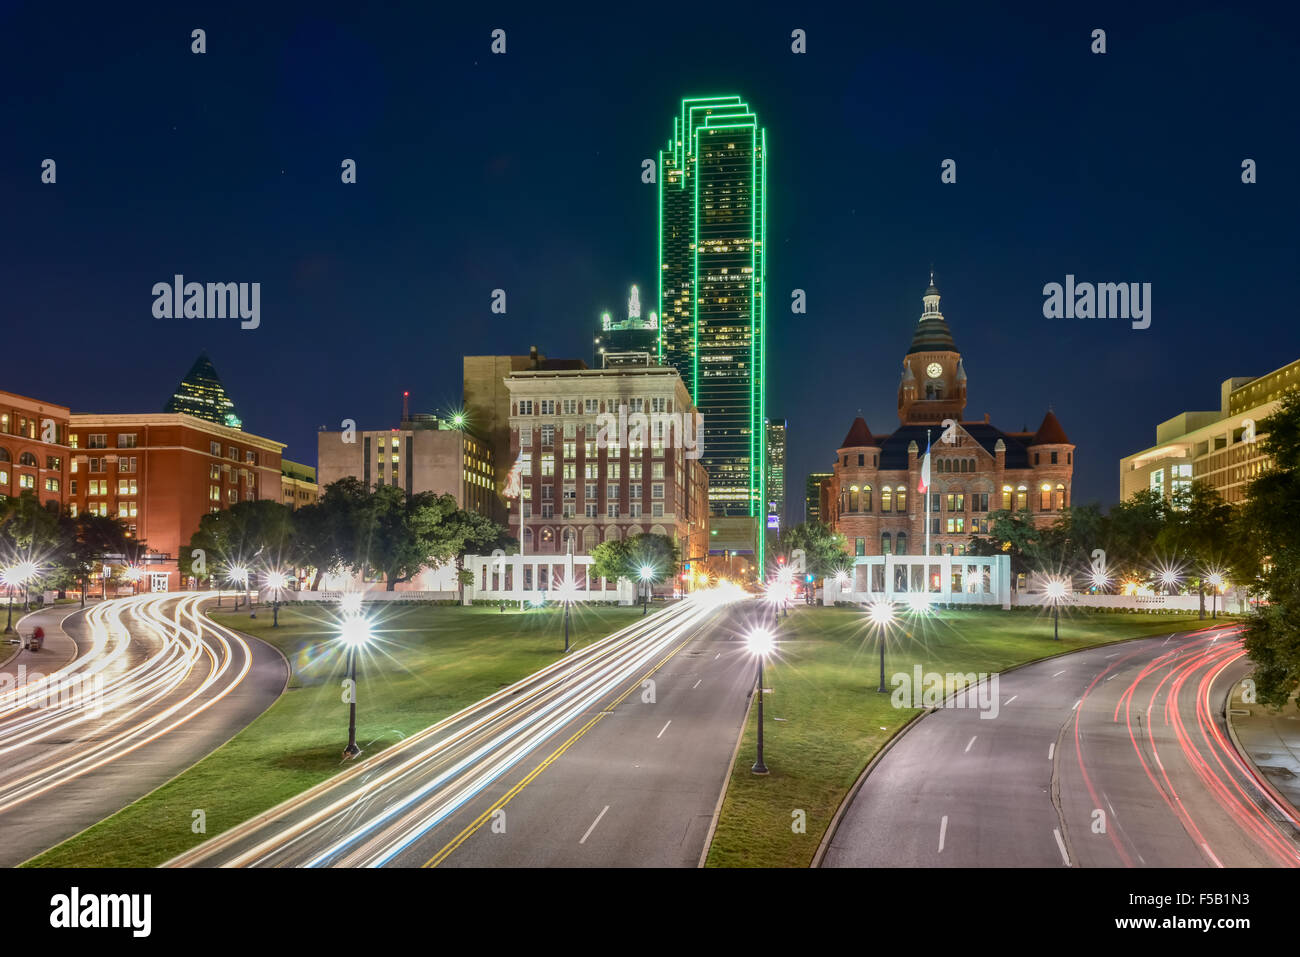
[
  {"x1": 462, "y1": 553, "x2": 635, "y2": 605},
  {"x1": 1013, "y1": 590, "x2": 1249, "y2": 613},
  {"x1": 825, "y1": 554, "x2": 1013, "y2": 609}
]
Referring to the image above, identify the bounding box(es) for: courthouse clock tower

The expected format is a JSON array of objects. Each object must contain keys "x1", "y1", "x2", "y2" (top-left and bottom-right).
[{"x1": 897, "y1": 273, "x2": 967, "y2": 425}]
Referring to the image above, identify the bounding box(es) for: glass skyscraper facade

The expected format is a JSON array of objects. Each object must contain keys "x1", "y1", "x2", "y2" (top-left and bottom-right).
[
  {"x1": 164, "y1": 352, "x2": 242, "y2": 429},
  {"x1": 658, "y1": 96, "x2": 767, "y2": 562}
]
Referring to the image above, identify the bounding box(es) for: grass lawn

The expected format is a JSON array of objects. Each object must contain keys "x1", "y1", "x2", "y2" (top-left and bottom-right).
[
  {"x1": 705, "y1": 605, "x2": 1220, "y2": 868},
  {"x1": 25, "y1": 601, "x2": 643, "y2": 868}
]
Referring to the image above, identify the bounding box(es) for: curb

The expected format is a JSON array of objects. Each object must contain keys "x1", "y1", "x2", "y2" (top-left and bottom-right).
[
  {"x1": 1221, "y1": 665, "x2": 1300, "y2": 828},
  {"x1": 698, "y1": 669, "x2": 758, "y2": 868}
]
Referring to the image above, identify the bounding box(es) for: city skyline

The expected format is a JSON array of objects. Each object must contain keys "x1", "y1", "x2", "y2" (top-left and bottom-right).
[{"x1": 4, "y1": 6, "x2": 1296, "y2": 513}]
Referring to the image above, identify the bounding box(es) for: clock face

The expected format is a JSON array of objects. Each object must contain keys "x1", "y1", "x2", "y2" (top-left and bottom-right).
[{"x1": 926, "y1": 362, "x2": 943, "y2": 379}]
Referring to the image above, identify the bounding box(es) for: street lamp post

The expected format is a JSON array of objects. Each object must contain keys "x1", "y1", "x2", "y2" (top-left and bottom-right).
[
  {"x1": 639, "y1": 564, "x2": 654, "y2": 617},
  {"x1": 868, "y1": 600, "x2": 895, "y2": 692},
  {"x1": 1207, "y1": 572, "x2": 1224, "y2": 619},
  {"x1": 2, "y1": 566, "x2": 21, "y2": 634},
  {"x1": 340, "y1": 614, "x2": 371, "y2": 758},
  {"x1": 1045, "y1": 578, "x2": 1067, "y2": 640},
  {"x1": 747, "y1": 627, "x2": 774, "y2": 775},
  {"x1": 228, "y1": 567, "x2": 248, "y2": 611},
  {"x1": 266, "y1": 571, "x2": 289, "y2": 627}
]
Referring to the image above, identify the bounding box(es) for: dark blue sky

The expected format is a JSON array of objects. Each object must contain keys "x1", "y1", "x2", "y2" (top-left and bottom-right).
[{"x1": 3, "y1": 1, "x2": 1296, "y2": 515}]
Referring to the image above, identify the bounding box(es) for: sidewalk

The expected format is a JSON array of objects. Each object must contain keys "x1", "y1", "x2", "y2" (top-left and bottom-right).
[
  {"x1": 1226, "y1": 680, "x2": 1300, "y2": 816},
  {"x1": 0, "y1": 603, "x2": 84, "y2": 676}
]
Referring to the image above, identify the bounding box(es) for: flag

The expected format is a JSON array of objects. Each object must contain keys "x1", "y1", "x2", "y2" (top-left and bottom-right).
[
  {"x1": 503, "y1": 453, "x2": 524, "y2": 499},
  {"x1": 918, "y1": 438, "x2": 931, "y2": 494}
]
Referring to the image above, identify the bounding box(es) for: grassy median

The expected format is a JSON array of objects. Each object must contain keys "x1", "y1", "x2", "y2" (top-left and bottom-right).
[
  {"x1": 25, "y1": 601, "x2": 643, "y2": 868},
  {"x1": 705, "y1": 605, "x2": 1216, "y2": 868}
]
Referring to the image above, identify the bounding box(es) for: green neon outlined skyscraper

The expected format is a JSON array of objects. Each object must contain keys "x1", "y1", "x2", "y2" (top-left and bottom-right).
[{"x1": 657, "y1": 96, "x2": 767, "y2": 569}]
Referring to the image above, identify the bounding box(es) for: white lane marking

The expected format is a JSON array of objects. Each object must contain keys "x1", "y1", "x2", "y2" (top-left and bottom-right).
[
  {"x1": 1048, "y1": 742, "x2": 1055, "y2": 760},
  {"x1": 1072, "y1": 699, "x2": 1081, "y2": 711},
  {"x1": 1052, "y1": 670, "x2": 1066, "y2": 677},
  {"x1": 1053, "y1": 828, "x2": 1070, "y2": 866},
  {"x1": 1004, "y1": 695, "x2": 1018, "y2": 705},
  {"x1": 579, "y1": 805, "x2": 610, "y2": 845},
  {"x1": 964, "y1": 735, "x2": 977, "y2": 753},
  {"x1": 1201, "y1": 843, "x2": 1224, "y2": 868},
  {"x1": 714, "y1": 652, "x2": 720, "y2": 660},
  {"x1": 1106, "y1": 674, "x2": 1117, "y2": 681},
  {"x1": 692, "y1": 679, "x2": 701, "y2": 689},
  {"x1": 1105, "y1": 652, "x2": 1121, "y2": 659},
  {"x1": 938, "y1": 815, "x2": 948, "y2": 852},
  {"x1": 1161, "y1": 635, "x2": 1172, "y2": 645},
  {"x1": 656, "y1": 720, "x2": 672, "y2": 739}
]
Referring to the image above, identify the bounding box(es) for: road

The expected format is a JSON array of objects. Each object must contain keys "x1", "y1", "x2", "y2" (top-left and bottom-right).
[
  {"x1": 169, "y1": 588, "x2": 762, "y2": 867},
  {"x1": 0, "y1": 593, "x2": 287, "y2": 866},
  {"x1": 822, "y1": 623, "x2": 1300, "y2": 868}
]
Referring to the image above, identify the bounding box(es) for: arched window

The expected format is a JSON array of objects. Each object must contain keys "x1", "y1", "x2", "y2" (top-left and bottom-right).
[
  {"x1": 1055, "y1": 484, "x2": 1067, "y2": 510},
  {"x1": 524, "y1": 527, "x2": 534, "y2": 549},
  {"x1": 862, "y1": 484, "x2": 873, "y2": 511},
  {"x1": 582, "y1": 526, "x2": 599, "y2": 553},
  {"x1": 881, "y1": 487, "x2": 892, "y2": 512},
  {"x1": 561, "y1": 527, "x2": 576, "y2": 549},
  {"x1": 895, "y1": 486, "x2": 907, "y2": 512},
  {"x1": 1016, "y1": 485, "x2": 1028, "y2": 511},
  {"x1": 0, "y1": 447, "x2": 10, "y2": 463},
  {"x1": 849, "y1": 486, "x2": 859, "y2": 512},
  {"x1": 18, "y1": 452, "x2": 37, "y2": 467},
  {"x1": 605, "y1": 525, "x2": 620, "y2": 542},
  {"x1": 1040, "y1": 483, "x2": 1053, "y2": 510},
  {"x1": 896, "y1": 532, "x2": 908, "y2": 555},
  {"x1": 881, "y1": 532, "x2": 892, "y2": 554},
  {"x1": 1002, "y1": 485, "x2": 1013, "y2": 511}
]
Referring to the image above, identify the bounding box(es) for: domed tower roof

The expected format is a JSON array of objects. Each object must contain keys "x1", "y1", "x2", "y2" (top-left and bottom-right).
[
  {"x1": 907, "y1": 272, "x2": 957, "y2": 355},
  {"x1": 840, "y1": 416, "x2": 876, "y2": 449},
  {"x1": 1030, "y1": 410, "x2": 1070, "y2": 445}
]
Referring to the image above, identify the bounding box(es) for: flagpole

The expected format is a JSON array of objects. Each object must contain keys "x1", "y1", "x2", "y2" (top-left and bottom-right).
[{"x1": 924, "y1": 428, "x2": 931, "y2": 560}]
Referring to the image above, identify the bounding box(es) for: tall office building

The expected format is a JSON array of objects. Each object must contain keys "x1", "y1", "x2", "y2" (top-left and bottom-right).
[
  {"x1": 164, "y1": 352, "x2": 242, "y2": 429},
  {"x1": 657, "y1": 95, "x2": 767, "y2": 567},
  {"x1": 765, "y1": 417, "x2": 786, "y2": 531},
  {"x1": 806, "y1": 472, "x2": 831, "y2": 524}
]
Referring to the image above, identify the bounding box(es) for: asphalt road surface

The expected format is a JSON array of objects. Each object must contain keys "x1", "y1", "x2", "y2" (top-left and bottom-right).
[
  {"x1": 169, "y1": 588, "x2": 764, "y2": 867},
  {"x1": 822, "y1": 623, "x2": 1300, "y2": 868},
  {"x1": 0, "y1": 593, "x2": 287, "y2": 866}
]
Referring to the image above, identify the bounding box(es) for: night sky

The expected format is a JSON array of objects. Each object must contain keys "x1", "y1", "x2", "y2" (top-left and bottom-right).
[{"x1": 3, "y1": 2, "x2": 1297, "y2": 516}]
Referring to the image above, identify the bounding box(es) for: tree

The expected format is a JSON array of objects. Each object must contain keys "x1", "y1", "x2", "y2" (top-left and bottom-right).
[
  {"x1": 628, "y1": 533, "x2": 680, "y2": 585},
  {"x1": 590, "y1": 537, "x2": 634, "y2": 584},
  {"x1": 355, "y1": 487, "x2": 461, "y2": 590},
  {"x1": 1157, "y1": 482, "x2": 1237, "y2": 617},
  {"x1": 772, "y1": 521, "x2": 848, "y2": 578},
  {"x1": 291, "y1": 477, "x2": 371, "y2": 589},
  {"x1": 58, "y1": 512, "x2": 132, "y2": 606},
  {"x1": 968, "y1": 508, "x2": 1052, "y2": 581},
  {"x1": 182, "y1": 499, "x2": 295, "y2": 587},
  {"x1": 1236, "y1": 389, "x2": 1300, "y2": 707},
  {"x1": 0, "y1": 492, "x2": 64, "y2": 601}
]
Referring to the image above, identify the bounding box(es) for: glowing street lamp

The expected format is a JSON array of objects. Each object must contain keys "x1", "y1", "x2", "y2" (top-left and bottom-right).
[
  {"x1": 1158, "y1": 567, "x2": 1182, "y2": 596},
  {"x1": 339, "y1": 613, "x2": 372, "y2": 758},
  {"x1": 228, "y1": 566, "x2": 249, "y2": 610},
  {"x1": 266, "y1": 570, "x2": 289, "y2": 627},
  {"x1": 639, "y1": 564, "x2": 655, "y2": 617},
  {"x1": 1044, "y1": 578, "x2": 1068, "y2": 641},
  {"x1": 2, "y1": 563, "x2": 31, "y2": 634},
  {"x1": 867, "y1": 600, "x2": 896, "y2": 693},
  {"x1": 747, "y1": 627, "x2": 775, "y2": 775},
  {"x1": 16, "y1": 560, "x2": 38, "y2": 609},
  {"x1": 124, "y1": 565, "x2": 143, "y2": 596},
  {"x1": 1206, "y1": 571, "x2": 1225, "y2": 619}
]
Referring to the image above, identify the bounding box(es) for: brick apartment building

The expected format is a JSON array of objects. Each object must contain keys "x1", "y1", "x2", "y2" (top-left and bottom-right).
[
  {"x1": 67, "y1": 413, "x2": 285, "y2": 590},
  {"x1": 0, "y1": 390, "x2": 72, "y2": 510}
]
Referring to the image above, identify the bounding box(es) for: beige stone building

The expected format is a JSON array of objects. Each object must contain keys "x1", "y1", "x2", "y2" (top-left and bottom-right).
[
  {"x1": 280, "y1": 459, "x2": 320, "y2": 510},
  {"x1": 1120, "y1": 357, "x2": 1300, "y2": 506},
  {"x1": 316, "y1": 414, "x2": 495, "y2": 518}
]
